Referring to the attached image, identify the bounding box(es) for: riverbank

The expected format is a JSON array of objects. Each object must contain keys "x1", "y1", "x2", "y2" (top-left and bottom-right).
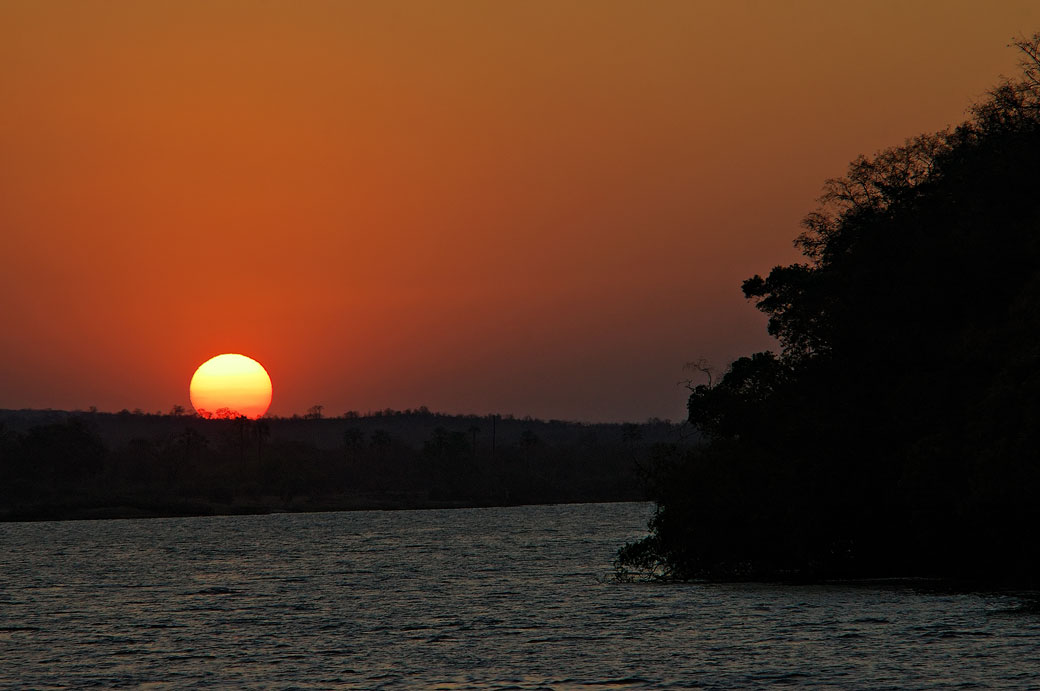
[{"x1": 0, "y1": 492, "x2": 642, "y2": 523}]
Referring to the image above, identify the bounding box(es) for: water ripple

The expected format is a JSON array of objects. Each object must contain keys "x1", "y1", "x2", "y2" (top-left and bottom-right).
[{"x1": 1, "y1": 503, "x2": 1038, "y2": 688}]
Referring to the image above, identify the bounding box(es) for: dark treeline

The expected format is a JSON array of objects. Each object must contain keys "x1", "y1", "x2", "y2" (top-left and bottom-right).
[
  {"x1": 0, "y1": 407, "x2": 684, "y2": 521},
  {"x1": 618, "y1": 35, "x2": 1040, "y2": 585}
]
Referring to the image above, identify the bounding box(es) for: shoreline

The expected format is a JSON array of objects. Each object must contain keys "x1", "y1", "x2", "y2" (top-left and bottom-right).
[{"x1": 0, "y1": 494, "x2": 649, "y2": 523}]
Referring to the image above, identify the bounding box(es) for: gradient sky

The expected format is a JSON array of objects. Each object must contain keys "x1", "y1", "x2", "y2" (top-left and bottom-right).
[{"x1": 2, "y1": 1, "x2": 1039, "y2": 422}]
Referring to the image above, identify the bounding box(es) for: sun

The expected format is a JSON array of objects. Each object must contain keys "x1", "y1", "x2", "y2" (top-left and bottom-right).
[{"x1": 189, "y1": 354, "x2": 273, "y2": 419}]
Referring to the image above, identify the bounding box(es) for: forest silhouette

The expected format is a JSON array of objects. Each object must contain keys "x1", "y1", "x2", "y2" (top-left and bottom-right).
[
  {"x1": 617, "y1": 34, "x2": 1040, "y2": 585},
  {"x1": 0, "y1": 407, "x2": 678, "y2": 521}
]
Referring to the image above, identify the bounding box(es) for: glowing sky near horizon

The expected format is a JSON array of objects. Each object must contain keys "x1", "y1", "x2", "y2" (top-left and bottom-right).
[{"x1": 1, "y1": 1, "x2": 1039, "y2": 421}]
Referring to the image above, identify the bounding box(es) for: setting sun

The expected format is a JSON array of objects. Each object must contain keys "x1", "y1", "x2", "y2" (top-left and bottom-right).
[{"x1": 189, "y1": 354, "x2": 273, "y2": 419}]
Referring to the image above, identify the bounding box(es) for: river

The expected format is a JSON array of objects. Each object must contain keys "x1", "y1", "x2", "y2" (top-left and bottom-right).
[{"x1": 2, "y1": 502, "x2": 1038, "y2": 688}]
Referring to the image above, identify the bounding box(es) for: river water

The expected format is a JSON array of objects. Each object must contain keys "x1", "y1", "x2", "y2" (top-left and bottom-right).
[{"x1": 1, "y1": 502, "x2": 1038, "y2": 689}]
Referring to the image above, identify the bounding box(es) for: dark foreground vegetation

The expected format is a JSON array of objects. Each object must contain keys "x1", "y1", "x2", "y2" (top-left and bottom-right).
[
  {"x1": 0, "y1": 407, "x2": 680, "y2": 521},
  {"x1": 617, "y1": 35, "x2": 1040, "y2": 585}
]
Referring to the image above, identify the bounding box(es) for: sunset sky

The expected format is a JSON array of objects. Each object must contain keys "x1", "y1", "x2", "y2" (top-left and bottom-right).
[{"x1": 2, "y1": 1, "x2": 1039, "y2": 422}]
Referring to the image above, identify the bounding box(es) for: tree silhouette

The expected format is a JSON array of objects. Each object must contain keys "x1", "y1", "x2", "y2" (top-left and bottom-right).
[
  {"x1": 255, "y1": 418, "x2": 270, "y2": 466},
  {"x1": 343, "y1": 427, "x2": 365, "y2": 453},
  {"x1": 618, "y1": 33, "x2": 1040, "y2": 583}
]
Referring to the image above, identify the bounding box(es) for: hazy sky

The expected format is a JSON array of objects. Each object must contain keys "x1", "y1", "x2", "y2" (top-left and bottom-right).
[{"x1": 2, "y1": 1, "x2": 1039, "y2": 421}]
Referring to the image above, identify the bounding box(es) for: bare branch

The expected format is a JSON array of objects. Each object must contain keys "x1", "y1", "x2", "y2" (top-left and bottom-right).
[{"x1": 681, "y1": 358, "x2": 717, "y2": 391}]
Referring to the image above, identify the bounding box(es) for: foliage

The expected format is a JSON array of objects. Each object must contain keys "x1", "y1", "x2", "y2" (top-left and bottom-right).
[
  {"x1": 618, "y1": 34, "x2": 1040, "y2": 583},
  {"x1": 0, "y1": 409, "x2": 681, "y2": 519}
]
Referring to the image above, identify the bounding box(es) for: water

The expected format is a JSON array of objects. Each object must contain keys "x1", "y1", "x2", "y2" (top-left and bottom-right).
[{"x1": 1, "y1": 503, "x2": 1038, "y2": 689}]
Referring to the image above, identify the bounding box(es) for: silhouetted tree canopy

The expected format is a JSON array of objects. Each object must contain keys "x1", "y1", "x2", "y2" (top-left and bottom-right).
[
  {"x1": 618, "y1": 34, "x2": 1040, "y2": 584},
  {"x1": 0, "y1": 408, "x2": 681, "y2": 520}
]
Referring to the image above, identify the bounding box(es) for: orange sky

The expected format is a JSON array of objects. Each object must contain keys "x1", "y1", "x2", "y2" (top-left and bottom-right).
[{"x1": 2, "y1": 1, "x2": 1039, "y2": 421}]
